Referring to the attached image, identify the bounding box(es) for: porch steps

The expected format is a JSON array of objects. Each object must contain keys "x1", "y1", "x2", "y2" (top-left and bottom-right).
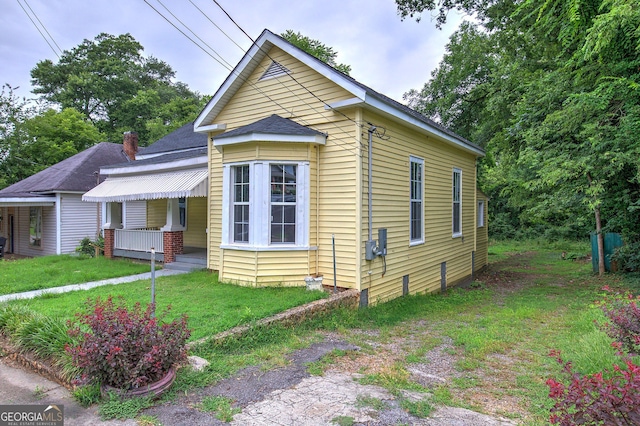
[{"x1": 163, "y1": 252, "x2": 207, "y2": 272}]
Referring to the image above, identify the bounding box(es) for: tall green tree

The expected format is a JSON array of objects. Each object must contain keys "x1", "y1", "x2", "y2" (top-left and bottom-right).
[
  {"x1": 0, "y1": 101, "x2": 104, "y2": 189},
  {"x1": 30, "y1": 33, "x2": 204, "y2": 145},
  {"x1": 281, "y1": 30, "x2": 352, "y2": 75},
  {"x1": 396, "y1": 0, "x2": 640, "y2": 272}
]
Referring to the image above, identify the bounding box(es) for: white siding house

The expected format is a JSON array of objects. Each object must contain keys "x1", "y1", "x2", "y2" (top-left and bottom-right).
[{"x1": 0, "y1": 143, "x2": 129, "y2": 257}]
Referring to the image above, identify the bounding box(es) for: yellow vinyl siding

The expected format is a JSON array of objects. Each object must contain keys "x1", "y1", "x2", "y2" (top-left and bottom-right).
[
  {"x1": 214, "y1": 47, "x2": 354, "y2": 130},
  {"x1": 146, "y1": 199, "x2": 166, "y2": 228},
  {"x1": 184, "y1": 197, "x2": 207, "y2": 248},
  {"x1": 219, "y1": 249, "x2": 315, "y2": 287},
  {"x1": 360, "y1": 111, "x2": 477, "y2": 303},
  {"x1": 222, "y1": 142, "x2": 312, "y2": 163},
  {"x1": 206, "y1": 45, "x2": 359, "y2": 287}
]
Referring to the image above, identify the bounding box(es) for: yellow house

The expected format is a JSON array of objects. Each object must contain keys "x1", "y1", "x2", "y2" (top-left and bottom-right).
[{"x1": 194, "y1": 29, "x2": 486, "y2": 305}]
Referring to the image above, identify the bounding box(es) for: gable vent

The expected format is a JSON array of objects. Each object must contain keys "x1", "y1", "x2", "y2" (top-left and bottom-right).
[{"x1": 259, "y1": 61, "x2": 291, "y2": 81}]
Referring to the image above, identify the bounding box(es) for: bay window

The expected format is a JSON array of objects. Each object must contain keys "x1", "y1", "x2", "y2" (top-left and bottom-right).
[{"x1": 223, "y1": 161, "x2": 309, "y2": 249}]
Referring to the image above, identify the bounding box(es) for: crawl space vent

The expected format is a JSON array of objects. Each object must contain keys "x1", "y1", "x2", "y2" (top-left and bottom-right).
[{"x1": 259, "y1": 61, "x2": 291, "y2": 81}]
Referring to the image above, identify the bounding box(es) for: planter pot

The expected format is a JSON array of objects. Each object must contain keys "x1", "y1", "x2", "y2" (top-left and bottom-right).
[
  {"x1": 305, "y1": 276, "x2": 323, "y2": 291},
  {"x1": 101, "y1": 367, "x2": 176, "y2": 399}
]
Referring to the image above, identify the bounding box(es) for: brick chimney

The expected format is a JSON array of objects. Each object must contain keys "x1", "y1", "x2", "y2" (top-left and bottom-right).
[{"x1": 123, "y1": 131, "x2": 139, "y2": 161}]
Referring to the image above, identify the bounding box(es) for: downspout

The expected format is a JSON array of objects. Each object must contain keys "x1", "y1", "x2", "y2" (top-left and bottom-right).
[{"x1": 367, "y1": 125, "x2": 376, "y2": 242}]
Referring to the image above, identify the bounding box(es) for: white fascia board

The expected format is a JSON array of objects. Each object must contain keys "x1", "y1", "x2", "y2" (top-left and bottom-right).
[
  {"x1": 194, "y1": 123, "x2": 227, "y2": 134},
  {"x1": 214, "y1": 133, "x2": 326, "y2": 147},
  {"x1": 137, "y1": 147, "x2": 210, "y2": 161},
  {"x1": 267, "y1": 33, "x2": 367, "y2": 99},
  {"x1": 325, "y1": 98, "x2": 365, "y2": 110},
  {"x1": 194, "y1": 38, "x2": 270, "y2": 129},
  {"x1": 0, "y1": 197, "x2": 56, "y2": 207},
  {"x1": 100, "y1": 155, "x2": 208, "y2": 176},
  {"x1": 363, "y1": 95, "x2": 485, "y2": 157}
]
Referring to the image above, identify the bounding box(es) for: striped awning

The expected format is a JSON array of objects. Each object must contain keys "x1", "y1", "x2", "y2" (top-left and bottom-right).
[{"x1": 83, "y1": 169, "x2": 208, "y2": 202}]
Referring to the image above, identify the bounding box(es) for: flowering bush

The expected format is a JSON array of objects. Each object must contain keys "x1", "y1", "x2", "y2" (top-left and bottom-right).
[
  {"x1": 599, "y1": 287, "x2": 640, "y2": 355},
  {"x1": 66, "y1": 296, "x2": 191, "y2": 389},
  {"x1": 546, "y1": 350, "x2": 640, "y2": 425}
]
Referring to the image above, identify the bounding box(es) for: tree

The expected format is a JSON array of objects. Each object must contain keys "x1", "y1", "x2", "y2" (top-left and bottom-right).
[
  {"x1": 0, "y1": 85, "x2": 34, "y2": 189},
  {"x1": 396, "y1": 0, "x2": 640, "y2": 273},
  {"x1": 0, "y1": 106, "x2": 104, "y2": 188},
  {"x1": 30, "y1": 33, "x2": 204, "y2": 145},
  {"x1": 281, "y1": 30, "x2": 352, "y2": 75}
]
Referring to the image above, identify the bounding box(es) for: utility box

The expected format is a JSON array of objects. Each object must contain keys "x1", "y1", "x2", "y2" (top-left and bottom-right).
[{"x1": 590, "y1": 232, "x2": 623, "y2": 273}]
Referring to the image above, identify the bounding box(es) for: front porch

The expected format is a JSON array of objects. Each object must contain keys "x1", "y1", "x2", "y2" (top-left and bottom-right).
[
  {"x1": 99, "y1": 195, "x2": 207, "y2": 266},
  {"x1": 110, "y1": 228, "x2": 205, "y2": 265}
]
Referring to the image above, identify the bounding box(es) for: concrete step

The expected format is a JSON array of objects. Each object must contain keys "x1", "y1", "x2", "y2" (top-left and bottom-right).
[
  {"x1": 163, "y1": 261, "x2": 206, "y2": 272},
  {"x1": 174, "y1": 254, "x2": 207, "y2": 266}
]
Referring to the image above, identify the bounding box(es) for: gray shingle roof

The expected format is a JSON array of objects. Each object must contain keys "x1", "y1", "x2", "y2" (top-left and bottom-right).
[
  {"x1": 139, "y1": 122, "x2": 208, "y2": 155},
  {"x1": 104, "y1": 147, "x2": 208, "y2": 170},
  {"x1": 215, "y1": 114, "x2": 325, "y2": 140},
  {"x1": 0, "y1": 142, "x2": 128, "y2": 197},
  {"x1": 265, "y1": 30, "x2": 482, "y2": 153}
]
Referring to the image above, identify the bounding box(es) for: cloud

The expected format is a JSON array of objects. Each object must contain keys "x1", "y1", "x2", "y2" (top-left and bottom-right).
[{"x1": 2, "y1": 0, "x2": 462, "y2": 102}]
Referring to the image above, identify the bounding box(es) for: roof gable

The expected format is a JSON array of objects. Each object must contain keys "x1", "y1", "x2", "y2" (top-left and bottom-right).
[
  {"x1": 195, "y1": 29, "x2": 483, "y2": 157},
  {"x1": 0, "y1": 142, "x2": 128, "y2": 197}
]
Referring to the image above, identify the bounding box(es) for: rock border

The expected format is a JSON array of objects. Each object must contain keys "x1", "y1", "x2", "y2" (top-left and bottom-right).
[{"x1": 188, "y1": 288, "x2": 359, "y2": 348}]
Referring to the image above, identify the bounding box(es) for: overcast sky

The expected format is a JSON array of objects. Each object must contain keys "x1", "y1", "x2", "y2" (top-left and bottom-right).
[{"x1": 1, "y1": 0, "x2": 464, "y2": 104}]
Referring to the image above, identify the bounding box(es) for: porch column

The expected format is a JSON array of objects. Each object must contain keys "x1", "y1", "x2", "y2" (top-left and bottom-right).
[
  {"x1": 161, "y1": 198, "x2": 184, "y2": 263},
  {"x1": 163, "y1": 231, "x2": 183, "y2": 263},
  {"x1": 103, "y1": 202, "x2": 123, "y2": 259},
  {"x1": 104, "y1": 229, "x2": 115, "y2": 259}
]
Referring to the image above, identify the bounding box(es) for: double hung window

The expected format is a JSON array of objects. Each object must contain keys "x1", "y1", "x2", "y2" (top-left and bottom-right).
[
  {"x1": 452, "y1": 168, "x2": 462, "y2": 237},
  {"x1": 477, "y1": 200, "x2": 485, "y2": 227},
  {"x1": 410, "y1": 156, "x2": 424, "y2": 244},
  {"x1": 232, "y1": 165, "x2": 250, "y2": 243},
  {"x1": 270, "y1": 164, "x2": 297, "y2": 244}
]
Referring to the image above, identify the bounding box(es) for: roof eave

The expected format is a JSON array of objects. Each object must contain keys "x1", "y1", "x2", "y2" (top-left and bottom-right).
[
  {"x1": 100, "y1": 155, "x2": 208, "y2": 176},
  {"x1": 0, "y1": 196, "x2": 57, "y2": 207},
  {"x1": 214, "y1": 132, "x2": 327, "y2": 147},
  {"x1": 327, "y1": 97, "x2": 485, "y2": 157}
]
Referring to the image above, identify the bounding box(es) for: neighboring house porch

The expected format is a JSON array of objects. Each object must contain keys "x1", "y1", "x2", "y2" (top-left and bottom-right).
[{"x1": 82, "y1": 125, "x2": 209, "y2": 267}]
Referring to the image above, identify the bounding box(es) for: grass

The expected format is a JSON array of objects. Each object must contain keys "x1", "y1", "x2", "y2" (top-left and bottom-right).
[
  {"x1": 0, "y1": 255, "x2": 151, "y2": 296},
  {"x1": 9, "y1": 271, "x2": 327, "y2": 342},
  {"x1": 1, "y1": 238, "x2": 633, "y2": 424},
  {"x1": 186, "y1": 238, "x2": 629, "y2": 424},
  {"x1": 199, "y1": 395, "x2": 241, "y2": 422}
]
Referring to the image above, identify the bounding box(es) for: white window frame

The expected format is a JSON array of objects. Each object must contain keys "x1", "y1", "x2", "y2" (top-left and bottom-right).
[
  {"x1": 478, "y1": 200, "x2": 485, "y2": 228},
  {"x1": 231, "y1": 164, "x2": 250, "y2": 243},
  {"x1": 222, "y1": 160, "x2": 310, "y2": 250},
  {"x1": 452, "y1": 168, "x2": 462, "y2": 238},
  {"x1": 409, "y1": 156, "x2": 424, "y2": 246}
]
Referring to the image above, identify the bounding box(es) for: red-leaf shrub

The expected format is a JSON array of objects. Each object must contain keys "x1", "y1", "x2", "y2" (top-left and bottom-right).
[
  {"x1": 66, "y1": 296, "x2": 191, "y2": 390},
  {"x1": 547, "y1": 352, "x2": 640, "y2": 425},
  {"x1": 599, "y1": 287, "x2": 640, "y2": 355}
]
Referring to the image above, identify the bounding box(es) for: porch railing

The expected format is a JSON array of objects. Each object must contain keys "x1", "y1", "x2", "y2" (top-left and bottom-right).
[{"x1": 114, "y1": 228, "x2": 164, "y2": 253}]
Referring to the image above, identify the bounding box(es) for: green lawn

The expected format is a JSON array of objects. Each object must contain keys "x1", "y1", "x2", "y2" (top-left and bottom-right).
[
  {"x1": 184, "y1": 239, "x2": 633, "y2": 425},
  {"x1": 3, "y1": 239, "x2": 632, "y2": 425},
  {"x1": 0, "y1": 255, "x2": 152, "y2": 296},
  {"x1": 10, "y1": 271, "x2": 327, "y2": 342}
]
